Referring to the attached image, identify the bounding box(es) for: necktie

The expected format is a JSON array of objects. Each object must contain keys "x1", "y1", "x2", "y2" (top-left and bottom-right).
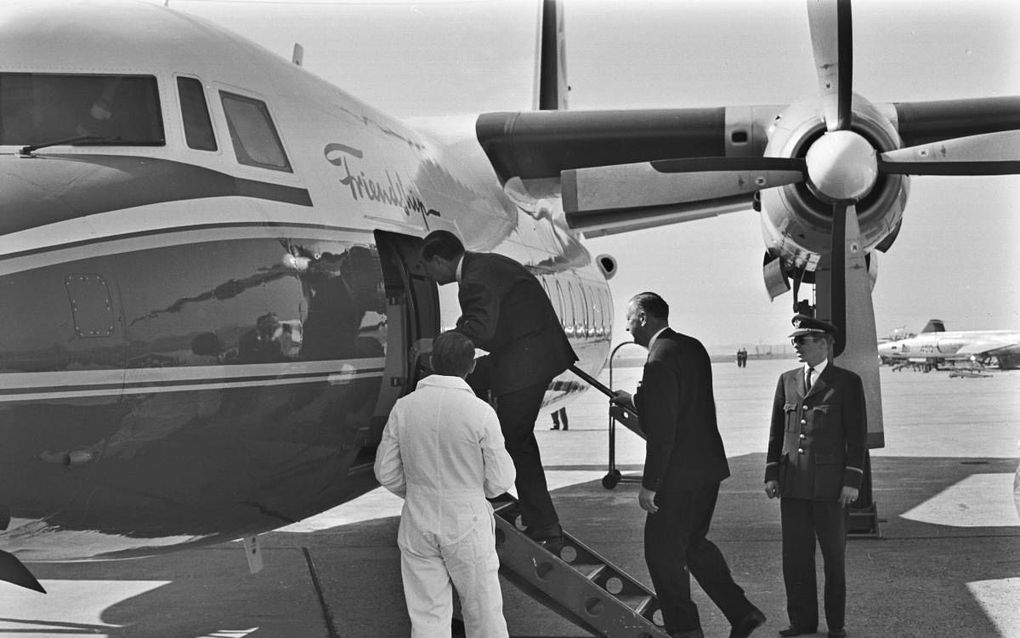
[{"x1": 805, "y1": 367, "x2": 814, "y2": 392}]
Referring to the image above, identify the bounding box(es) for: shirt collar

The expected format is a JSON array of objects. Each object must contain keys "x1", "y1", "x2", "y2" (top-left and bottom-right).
[
  {"x1": 805, "y1": 358, "x2": 829, "y2": 377},
  {"x1": 416, "y1": 374, "x2": 474, "y2": 392},
  {"x1": 648, "y1": 326, "x2": 669, "y2": 350},
  {"x1": 455, "y1": 254, "x2": 465, "y2": 283}
]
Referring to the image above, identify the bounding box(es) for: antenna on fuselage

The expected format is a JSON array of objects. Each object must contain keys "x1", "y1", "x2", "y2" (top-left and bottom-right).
[{"x1": 292, "y1": 43, "x2": 304, "y2": 66}]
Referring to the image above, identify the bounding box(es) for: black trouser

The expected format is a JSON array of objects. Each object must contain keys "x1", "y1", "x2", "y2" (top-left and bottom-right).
[
  {"x1": 494, "y1": 379, "x2": 558, "y2": 530},
  {"x1": 644, "y1": 483, "x2": 754, "y2": 635},
  {"x1": 780, "y1": 498, "x2": 847, "y2": 631}
]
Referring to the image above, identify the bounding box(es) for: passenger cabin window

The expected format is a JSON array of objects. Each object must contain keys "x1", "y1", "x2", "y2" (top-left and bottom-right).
[
  {"x1": 0, "y1": 73, "x2": 163, "y2": 146},
  {"x1": 220, "y1": 91, "x2": 291, "y2": 171},
  {"x1": 177, "y1": 77, "x2": 216, "y2": 151}
]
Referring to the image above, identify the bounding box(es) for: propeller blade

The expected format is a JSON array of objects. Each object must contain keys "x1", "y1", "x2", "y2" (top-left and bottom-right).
[
  {"x1": 562, "y1": 158, "x2": 805, "y2": 213},
  {"x1": 815, "y1": 204, "x2": 885, "y2": 448},
  {"x1": 0, "y1": 549, "x2": 46, "y2": 593},
  {"x1": 829, "y1": 202, "x2": 849, "y2": 357},
  {"x1": 807, "y1": 0, "x2": 853, "y2": 131},
  {"x1": 879, "y1": 130, "x2": 1020, "y2": 176}
]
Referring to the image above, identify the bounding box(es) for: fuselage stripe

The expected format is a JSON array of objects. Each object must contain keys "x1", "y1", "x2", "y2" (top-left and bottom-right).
[
  {"x1": 0, "y1": 367, "x2": 385, "y2": 402},
  {"x1": 2, "y1": 221, "x2": 370, "y2": 261}
]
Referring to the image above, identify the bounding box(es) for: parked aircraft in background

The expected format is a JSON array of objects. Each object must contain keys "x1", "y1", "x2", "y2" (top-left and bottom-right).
[
  {"x1": 878, "y1": 320, "x2": 1020, "y2": 370},
  {"x1": 1, "y1": 0, "x2": 1019, "y2": 596}
]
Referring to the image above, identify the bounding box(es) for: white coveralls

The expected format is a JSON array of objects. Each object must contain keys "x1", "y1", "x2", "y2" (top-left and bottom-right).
[{"x1": 374, "y1": 374, "x2": 516, "y2": 638}]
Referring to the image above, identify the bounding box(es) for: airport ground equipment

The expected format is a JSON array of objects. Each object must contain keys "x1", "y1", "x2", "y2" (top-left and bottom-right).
[
  {"x1": 570, "y1": 358, "x2": 646, "y2": 490},
  {"x1": 492, "y1": 495, "x2": 670, "y2": 638}
]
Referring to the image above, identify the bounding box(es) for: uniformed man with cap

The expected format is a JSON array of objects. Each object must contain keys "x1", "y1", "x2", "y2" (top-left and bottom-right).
[{"x1": 764, "y1": 314, "x2": 867, "y2": 638}]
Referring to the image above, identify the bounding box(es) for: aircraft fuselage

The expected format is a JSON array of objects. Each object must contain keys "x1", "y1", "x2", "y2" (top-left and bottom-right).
[{"x1": 0, "y1": 1, "x2": 611, "y2": 561}]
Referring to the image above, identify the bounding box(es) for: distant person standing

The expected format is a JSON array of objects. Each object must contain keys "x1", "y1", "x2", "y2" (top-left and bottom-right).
[
  {"x1": 374, "y1": 331, "x2": 516, "y2": 637},
  {"x1": 764, "y1": 315, "x2": 867, "y2": 638},
  {"x1": 612, "y1": 292, "x2": 765, "y2": 638},
  {"x1": 550, "y1": 407, "x2": 569, "y2": 431},
  {"x1": 421, "y1": 230, "x2": 577, "y2": 549}
]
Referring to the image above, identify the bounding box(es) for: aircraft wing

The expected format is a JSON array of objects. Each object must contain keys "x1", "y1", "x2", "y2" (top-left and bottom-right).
[{"x1": 476, "y1": 96, "x2": 1020, "y2": 238}]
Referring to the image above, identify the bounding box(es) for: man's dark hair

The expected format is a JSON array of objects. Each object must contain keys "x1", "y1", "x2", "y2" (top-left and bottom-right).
[
  {"x1": 631, "y1": 292, "x2": 669, "y2": 320},
  {"x1": 431, "y1": 331, "x2": 476, "y2": 377},
  {"x1": 421, "y1": 230, "x2": 465, "y2": 261}
]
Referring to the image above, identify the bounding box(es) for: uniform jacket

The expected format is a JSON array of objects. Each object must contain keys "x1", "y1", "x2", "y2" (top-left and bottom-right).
[
  {"x1": 454, "y1": 252, "x2": 577, "y2": 395},
  {"x1": 634, "y1": 328, "x2": 730, "y2": 492},
  {"x1": 764, "y1": 363, "x2": 867, "y2": 500}
]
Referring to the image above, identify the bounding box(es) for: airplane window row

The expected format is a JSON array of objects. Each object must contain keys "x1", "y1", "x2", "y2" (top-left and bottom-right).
[
  {"x1": 539, "y1": 275, "x2": 612, "y2": 341},
  {"x1": 0, "y1": 72, "x2": 292, "y2": 174}
]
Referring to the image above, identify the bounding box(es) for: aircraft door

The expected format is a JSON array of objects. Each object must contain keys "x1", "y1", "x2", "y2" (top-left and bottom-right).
[{"x1": 371, "y1": 231, "x2": 440, "y2": 433}]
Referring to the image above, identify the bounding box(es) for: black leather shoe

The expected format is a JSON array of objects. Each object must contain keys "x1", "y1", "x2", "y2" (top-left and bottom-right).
[
  {"x1": 827, "y1": 629, "x2": 846, "y2": 638},
  {"x1": 524, "y1": 523, "x2": 561, "y2": 540},
  {"x1": 778, "y1": 627, "x2": 816, "y2": 637},
  {"x1": 730, "y1": 608, "x2": 766, "y2": 638}
]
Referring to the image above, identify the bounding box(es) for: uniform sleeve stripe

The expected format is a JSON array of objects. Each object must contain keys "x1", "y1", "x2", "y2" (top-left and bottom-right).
[{"x1": 846, "y1": 466, "x2": 864, "y2": 474}]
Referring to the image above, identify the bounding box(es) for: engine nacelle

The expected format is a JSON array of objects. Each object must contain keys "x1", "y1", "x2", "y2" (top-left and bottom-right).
[{"x1": 758, "y1": 94, "x2": 910, "y2": 273}]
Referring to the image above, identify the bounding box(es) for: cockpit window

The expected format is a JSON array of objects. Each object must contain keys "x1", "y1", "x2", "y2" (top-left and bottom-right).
[
  {"x1": 220, "y1": 91, "x2": 291, "y2": 172},
  {"x1": 0, "y1": 73, "x2": 164, "y2": 146},
  {"x1": 177, "y1": 77, "x2": 217, "y2": 151}
]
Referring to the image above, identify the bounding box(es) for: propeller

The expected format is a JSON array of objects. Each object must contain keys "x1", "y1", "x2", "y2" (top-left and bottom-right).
[{"x1": 555, "y1": 0, "x2": 1020, "y2": 452}]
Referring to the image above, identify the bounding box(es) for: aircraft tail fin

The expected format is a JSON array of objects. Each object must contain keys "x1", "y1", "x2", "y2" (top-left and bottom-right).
[
  {"x1": 921, "y1": 319, "x2": 946, "y2": 333},
  {"x1": 535, "y1": 0, "x2": 568, "y2": 110}
]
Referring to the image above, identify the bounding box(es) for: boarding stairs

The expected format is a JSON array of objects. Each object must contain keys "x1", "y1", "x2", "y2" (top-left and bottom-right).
[
  {"x1": 492, "y1": 496, "x2": 669, "y2": 638},
  {"x1": 485, "y1": 364, "x2": 668, "y2": 638}
]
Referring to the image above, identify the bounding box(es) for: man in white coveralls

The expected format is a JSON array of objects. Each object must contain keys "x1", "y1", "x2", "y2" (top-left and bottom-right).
[{"x1": 374, "y1": 331, "x2": 516, "y2": 637}]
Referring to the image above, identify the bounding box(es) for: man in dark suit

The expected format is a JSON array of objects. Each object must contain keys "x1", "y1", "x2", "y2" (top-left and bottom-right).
[
  {"x1": 613, "y1": 292, "x2": 765, "y2": 638},
  {"x1": 421, "y1": 230, "x2": 577, "y2": 546},
  {"x1": 764, "y1": 315, "x2": 867, "y2": 638}
]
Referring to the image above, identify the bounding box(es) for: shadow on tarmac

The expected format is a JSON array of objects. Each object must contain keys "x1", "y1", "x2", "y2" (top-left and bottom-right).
[{"x1": 4, "y1": 453, "x2": 1017, "y2": 637}]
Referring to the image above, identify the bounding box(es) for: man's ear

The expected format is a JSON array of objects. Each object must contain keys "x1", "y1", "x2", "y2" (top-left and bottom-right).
[{"x1": 468, "y1": 358, "x2": 477, "y2": 375}]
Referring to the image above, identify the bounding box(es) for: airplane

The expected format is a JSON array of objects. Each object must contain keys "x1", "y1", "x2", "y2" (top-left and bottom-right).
[
  {"x1": 878, "y1": 319, "x2": 1020, "y2": 370},
  {"x1": 0, "y1": 0, "x2": 1018, "y2": 597}
]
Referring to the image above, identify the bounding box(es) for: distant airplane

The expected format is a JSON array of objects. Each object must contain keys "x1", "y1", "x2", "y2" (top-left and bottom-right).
[
  {"x1": 878, "y1": 320, "x2": 1020, "y2": 370},
  {"x1": 1, "y1": 0, "x2": 1019, "y2": 596}
]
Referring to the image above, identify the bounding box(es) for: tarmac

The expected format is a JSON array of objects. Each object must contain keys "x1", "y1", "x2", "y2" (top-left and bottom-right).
[{"x1": 1, "y1": 359, "x2": 1018, "y2": 638}]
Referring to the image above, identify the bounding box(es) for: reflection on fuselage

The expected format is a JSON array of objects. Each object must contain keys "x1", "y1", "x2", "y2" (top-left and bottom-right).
[
  {"x1": 0, "y1": 232, "x2": 391, "y2": 557},
  {"x1": 0, "y1": 229, "x2": 607, "y2": 559}
]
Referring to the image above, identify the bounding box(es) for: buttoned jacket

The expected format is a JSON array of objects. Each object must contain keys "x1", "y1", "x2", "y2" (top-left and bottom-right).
[{"x1": 764, "y1": 363, "x2": 867, "y2": 500}]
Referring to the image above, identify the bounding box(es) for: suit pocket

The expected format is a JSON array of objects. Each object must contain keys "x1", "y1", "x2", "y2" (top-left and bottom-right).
[{"x1": 784, "y1": 403, "x2": 798, "y2": 432}]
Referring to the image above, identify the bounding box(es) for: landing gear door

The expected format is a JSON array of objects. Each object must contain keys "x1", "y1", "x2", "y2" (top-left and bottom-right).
[{"x1": 372, "y1": 231, "x2": 440, "y2": 431}]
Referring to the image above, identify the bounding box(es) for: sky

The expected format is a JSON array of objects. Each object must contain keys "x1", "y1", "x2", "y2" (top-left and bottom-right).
[{"x1": 152, "y1": 0, "x2": 1020, "y2": 348}]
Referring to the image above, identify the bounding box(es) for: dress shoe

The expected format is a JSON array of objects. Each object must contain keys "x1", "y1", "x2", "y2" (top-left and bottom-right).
[
  {"x1": 524, "y1": 523, "x2": 563, "y2": 553},
  {"x1": 778, "y1": 627, "x2": 816, "y2": 637},
  {"x1": 524, "y1": 523, "x2": 561, "y2": 540},
  {"x1": 827, "y1": 629, "x2": 846, "y2": 638},
  {"x1": 729, "y1": 608, "x2": 766, "y2": 638}
]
